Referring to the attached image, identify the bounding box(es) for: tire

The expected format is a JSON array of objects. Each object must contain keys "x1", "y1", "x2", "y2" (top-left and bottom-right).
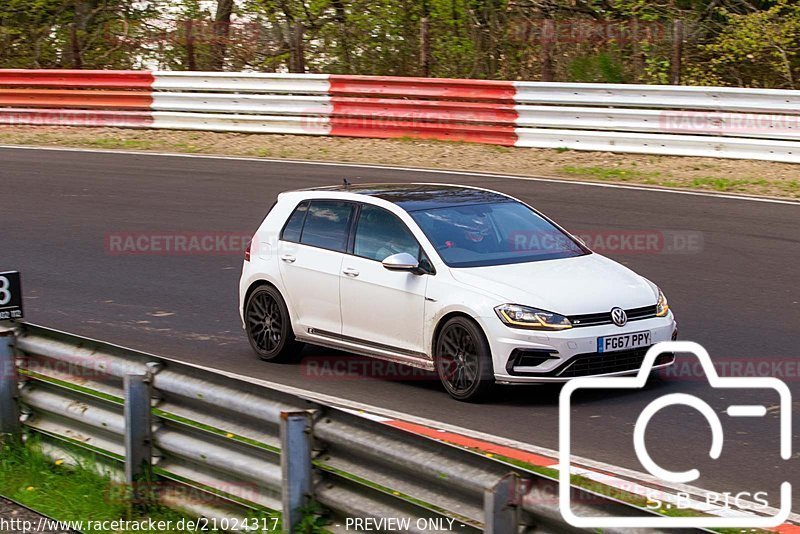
[
  {"x1": 244, "y1": 285, "x2": 304, "y2": 362},
  {"x1": 434, "y1": 316, "x2": 495, "y2": 402}
]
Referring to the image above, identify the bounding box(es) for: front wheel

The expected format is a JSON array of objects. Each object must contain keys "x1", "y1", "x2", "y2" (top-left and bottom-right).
[
  {"x1": 434, "y1": 317, "x2": 495, "y2": 402},
  {"x1": 245, "y1": 285, "x2": 303, "y2": 362}
]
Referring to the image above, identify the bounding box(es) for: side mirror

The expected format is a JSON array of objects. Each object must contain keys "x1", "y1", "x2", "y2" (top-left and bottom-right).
[{"x1": 381, "y1": 252, "x2": 419, "y2": 272}]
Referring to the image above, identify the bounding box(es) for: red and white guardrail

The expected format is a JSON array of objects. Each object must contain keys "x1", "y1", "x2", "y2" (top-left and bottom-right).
[{"x1": 3, "y1": 69, "x2": 800, "y2": 162}]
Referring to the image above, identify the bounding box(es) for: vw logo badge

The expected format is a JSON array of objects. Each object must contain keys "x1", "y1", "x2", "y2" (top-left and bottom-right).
[{"x1": 611, "y1": 307, "x2": 627, "y2": 327}]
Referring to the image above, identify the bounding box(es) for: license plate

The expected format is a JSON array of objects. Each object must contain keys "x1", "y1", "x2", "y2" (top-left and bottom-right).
[{"x1": 597, "y1": 331, "x2": 651, "y2": 353}]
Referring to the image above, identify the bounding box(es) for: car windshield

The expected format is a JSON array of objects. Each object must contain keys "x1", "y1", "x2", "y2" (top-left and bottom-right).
[{"x1": 409, "y1": 201, "x2": 588, "y2": 268}]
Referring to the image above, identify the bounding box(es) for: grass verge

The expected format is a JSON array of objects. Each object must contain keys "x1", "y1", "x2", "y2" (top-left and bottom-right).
[{"x1": 0, "y1": 437, "x2": 203, "y2": 533}]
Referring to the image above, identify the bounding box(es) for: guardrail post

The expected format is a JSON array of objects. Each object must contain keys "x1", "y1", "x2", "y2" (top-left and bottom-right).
[
  {"x1": 484, "y1": 472, "x2": 520, "y2": 534},
  {"x1": 124, "y1": 373, "x2": 153, "y2": 506},
  {"x1": 280, "y1": 411, "x2": 312, "y2": 533},
  {"x1": 0, "y1": 329, "x2": 19, "y2": 438}
]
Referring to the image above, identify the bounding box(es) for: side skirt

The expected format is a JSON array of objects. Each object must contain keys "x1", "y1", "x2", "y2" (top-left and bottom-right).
[{"x1": 296, "y1": 328, "x2": 435, "y2": 372}]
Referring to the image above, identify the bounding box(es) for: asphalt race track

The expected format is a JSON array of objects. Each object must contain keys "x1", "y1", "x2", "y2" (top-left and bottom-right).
[{"x1": 1, "y1": 147, "x2": 798, "y2": 512}]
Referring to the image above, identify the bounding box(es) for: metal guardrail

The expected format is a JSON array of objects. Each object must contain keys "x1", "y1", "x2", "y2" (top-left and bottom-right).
[
  {"x1": 151, "y1": 72, "x2": 331, "y2": 94},
  {"x1": 512, "y1": 82, "x2": 800, "y2": 113},
  {"x1": 3, "y1": 69, "x2": 800, "y2": 162},
  {"x1": 0, "y1": 322, "x2": 701, "y2": 533}
]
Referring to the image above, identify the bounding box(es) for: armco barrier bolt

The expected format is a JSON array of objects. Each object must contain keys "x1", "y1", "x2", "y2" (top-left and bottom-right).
[{"x1": 0, "y1": 329, "x2": 20, "y2": 436}]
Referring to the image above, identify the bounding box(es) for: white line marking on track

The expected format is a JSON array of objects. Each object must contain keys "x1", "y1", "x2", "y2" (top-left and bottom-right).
[{"x1": 2, "y1": 144, "x2": 799, "y2": 206}]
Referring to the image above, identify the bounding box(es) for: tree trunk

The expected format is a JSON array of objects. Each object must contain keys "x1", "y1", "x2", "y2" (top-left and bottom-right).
[
  {"x1": 540, "y1": 18, "x2": 556, "y2": 82},
  {"x1": 289, "y1": 23, "x2": 305, "y2": 73},
  {"x1": 470, "y1": 0, "x2": 504, "y2": 78},
  {"x1": 210, "y1": 0, "x2": 234, "y2": 71},
  {"x1": 631, "y1": 18, "x2": 644, "y2": 82},
  {"x1": 420, "y1": 17, "x2": 431, "y2": 76},
  {"x1": 69, "y1": 23, "x2": 82, "y2": 68},
  {"x1": 69, "y1": 0, "x2": 90, "y2": 69},
  {"x1": 670, "y1": 19, "x2": 683, "y2": 85},
  {"x1": 331, "y1": 0, "x2": 351, "y2": 71},
  {"x1": 185, "y1": 19, "x2": 197, "y2": 71}
]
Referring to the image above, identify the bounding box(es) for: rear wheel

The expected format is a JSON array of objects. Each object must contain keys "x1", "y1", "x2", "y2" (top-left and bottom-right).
[
  {"x1": 245, "y1": 285, "x2": 303, "y2": 362},
  {"x1": 435, "y1": 316, "x2": 494, "y2": 402}
]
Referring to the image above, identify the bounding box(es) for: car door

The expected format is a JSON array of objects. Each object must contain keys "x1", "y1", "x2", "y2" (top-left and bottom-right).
[
  {"x1": 277, "y1": 200, "x2": 355, "y2": 336},
  {"x1": 340, "y1": 203, "x2": 429, "y2": 355}
]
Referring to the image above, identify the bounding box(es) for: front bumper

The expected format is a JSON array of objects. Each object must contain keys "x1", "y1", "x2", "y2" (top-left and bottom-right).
[{"x1": 482, "y1": 313, "x2": 677, "y2": 384}]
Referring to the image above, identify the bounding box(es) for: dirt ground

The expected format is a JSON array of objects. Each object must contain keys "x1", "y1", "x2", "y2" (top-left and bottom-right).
[{"x1": 1, "y1": 126, "x2": 798, "y2": 199}]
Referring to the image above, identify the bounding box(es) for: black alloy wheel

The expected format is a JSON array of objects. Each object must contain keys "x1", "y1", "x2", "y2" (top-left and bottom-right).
[
  {"x1": 245, "y1": 285, "x2": 303, "y2": 362},
  {"x1": 435, "y1": 316, "x2": 494, "y2": 401}
]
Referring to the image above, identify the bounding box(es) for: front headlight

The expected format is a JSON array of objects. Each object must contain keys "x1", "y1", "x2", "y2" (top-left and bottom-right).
[
  {"x1": 656, "y1": 288, "x2": 669, "y2": 317},
  {"x1": 495, "y1": 304, "x2": 572, "y2": 330}
]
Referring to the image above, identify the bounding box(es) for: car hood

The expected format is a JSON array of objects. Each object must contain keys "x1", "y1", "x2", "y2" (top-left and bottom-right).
[{"x1": 449, "y1": 253, "x2": 658, "y2": 315}]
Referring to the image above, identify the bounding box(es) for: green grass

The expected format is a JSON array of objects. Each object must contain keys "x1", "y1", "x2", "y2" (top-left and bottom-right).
[
  {"x1": 170, "y1": 142, "x2": 204, "y2": 153},
  {"x1": 0, "y1": 437, "x2": 292, "y2": 532},
  {"x1": 559, "y1": 165, "x2": 800, "y2": 197},
  {"x1": 81, "y1": 137, "x2": 158, "y2": 151},
  {"x1": 560, "y1": 165, "x2": 661, "y2": 182},
  {"x1": 689, "y1": 176, "x2": 769, "y2": 192},
  {"x1": 0, "y1": 438, "x2": 198, "y2": 533}
]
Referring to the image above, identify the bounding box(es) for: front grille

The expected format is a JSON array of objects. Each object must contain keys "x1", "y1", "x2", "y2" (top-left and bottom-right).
[
  {"x1": 557, "y1": 347, "x2": 674, "y2": 378},
  {"x1": 569, "y1": 305, "x2": 658, "y2": 327},
  {"x1": 627, "y1": 305, "x2": 660, "y2": 320}
]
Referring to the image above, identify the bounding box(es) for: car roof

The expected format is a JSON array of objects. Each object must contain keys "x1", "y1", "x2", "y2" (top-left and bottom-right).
[{"x1": 298, "y1": 183, "x2": 513, "y2": 212}]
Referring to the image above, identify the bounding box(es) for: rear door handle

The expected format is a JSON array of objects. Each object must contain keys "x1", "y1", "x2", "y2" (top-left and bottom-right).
[
  {"x1": 280, "y1": 254, "x2": 296, "y2": 263},
  {"x1": 342, "y1": 267, "x2": 359, "y2": 277}
]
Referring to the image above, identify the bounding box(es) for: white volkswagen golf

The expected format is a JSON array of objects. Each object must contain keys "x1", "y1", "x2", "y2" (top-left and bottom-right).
[{"x1": 239, "y1": 183, "x2": 676, "y2": 401}]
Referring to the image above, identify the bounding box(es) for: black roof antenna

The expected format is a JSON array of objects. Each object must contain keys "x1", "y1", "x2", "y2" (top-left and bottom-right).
[{"x1": 343, "y1": 178, "x2": 351, "y2": 190}]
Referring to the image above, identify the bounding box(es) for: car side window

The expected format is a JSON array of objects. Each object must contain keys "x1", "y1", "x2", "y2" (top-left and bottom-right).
[
  {"x1": 354, "y1": 204, "x2": 420, "y2": 262},
  {"x1": 299, "y1": 201, "x2": 355, "y2": 253},
  {"x1": 280, "y1": 201, "x2": 309, "y2": 243}
]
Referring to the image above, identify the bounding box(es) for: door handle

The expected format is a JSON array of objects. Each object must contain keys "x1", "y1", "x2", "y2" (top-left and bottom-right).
[
  {"x1": 280, "y1": 254, "x2": 296, "y2": 263},
  {"x1": 342, "y1": 267, "x2": 360, "y2": 277}
]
